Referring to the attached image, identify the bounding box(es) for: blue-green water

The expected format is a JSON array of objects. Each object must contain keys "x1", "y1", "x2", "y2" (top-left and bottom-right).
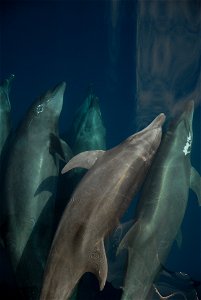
[{"x1": 0, "y1": 1, "x2": 200, "y2": 299}]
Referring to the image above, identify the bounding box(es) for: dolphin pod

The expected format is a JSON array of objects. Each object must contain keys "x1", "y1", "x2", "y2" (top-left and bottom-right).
[
  {"x1": 40, "y1": 113, "x2": 166, "y2": 300},
  {"x1": 117, "y1": 101, "x2": 201, "y2": 300},
  {"x1": 3, "y1": 82, "x2": 72, "y2": 299}
]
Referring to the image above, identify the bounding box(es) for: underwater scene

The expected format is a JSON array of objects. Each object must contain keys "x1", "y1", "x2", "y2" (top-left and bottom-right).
[{"x1": 0, "y1": 0, "x2": 201, "y2": 299}]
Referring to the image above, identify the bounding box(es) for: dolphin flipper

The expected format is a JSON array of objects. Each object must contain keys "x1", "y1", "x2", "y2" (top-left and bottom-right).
[
  {"x1": 190, "y1": 167, "x2": 201, "y2": 205},
  {"x1": 61, "y1": 150, "x2": 105, "y2": 174},
  {"x1": 117, "y1": 221, "x2": 140, "y2": 255},
  {"x1": 50, "y1": 133, "x2": 73, "y2": 162},
  {"x1": 87, "y1": 238, "x2": 108, "y2": 290},
  {"x1": 59, "y1": 138, "x2": 73, "y2": 162}
]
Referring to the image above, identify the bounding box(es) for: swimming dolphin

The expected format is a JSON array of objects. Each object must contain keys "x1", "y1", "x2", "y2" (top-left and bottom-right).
[
  {"x1": 117, "y1": 101, "x2": 201, "y2": 300},
  {"x1": 40, "y1": 113, "x2": 166, "y2": 300},
  {"x1": 68, "y1": 85, "x2": 106, "y2": 154},
  {"x1": 56, "y1": 86, "x2": 106, "y2": 224},
  {"x1": 0, "y1": 74, "x2": 14, "y2": 159},
  {"x1": 3, "y1": 82, "x2": 72, "y2": 299}
]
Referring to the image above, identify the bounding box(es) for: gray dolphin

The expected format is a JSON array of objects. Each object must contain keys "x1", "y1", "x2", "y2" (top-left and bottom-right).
[
  {"x1": 4, "y1": 82, "x2": 72, "y2": 299},
  {"x1": 40, "y1": 113, "x2": 166, "y2": 300},
  {"x1": 56, "y1": 87, "x2": 106, "y2": 222},
  {"x1": 117, "y1": 101, "x2": 201, "y2": 300},
  {"x1": 68, "y1": 85, "x2": 106, "y2": 154},
  {"x1": 0, "y1": 74, "x2": 14, "y2": 158}
]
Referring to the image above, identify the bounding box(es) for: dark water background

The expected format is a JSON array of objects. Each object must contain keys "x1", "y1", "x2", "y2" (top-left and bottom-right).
[{"x1": 0, "y1": 0, "x2": 200, "y2": 297}]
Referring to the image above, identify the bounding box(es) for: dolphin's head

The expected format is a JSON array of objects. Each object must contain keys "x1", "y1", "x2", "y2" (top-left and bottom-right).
[
  {"x1": 110, "y1": 113, "x2": 165, "y2": 174},
  {"x1": 0, "y1": 74, "x2": 15, "y2": 111},
  {"x1": 85, "y1": 95, "x2": 105, "y2": 133},
  {"x1": 26, "y1": 81, "x2": 66, "y2": 129},
  {"x1": 167, "y1": 100, "x2": 194, "y2": 156},
  {"x1": 70, "y1": 86, "x2": 95, "y2": 135},
  {"x1": 72, "y1": 88, "x2": 106, "y2": 152},
  {"x1": 125, "y1": 113, "x2": 166, "y2": 157}
]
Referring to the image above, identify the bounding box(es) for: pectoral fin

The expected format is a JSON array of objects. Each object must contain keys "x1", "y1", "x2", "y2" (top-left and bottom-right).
[
  {"x1": 50, "y1": 134, "x2": 73, "y2": 162},
  {"x1": 190, "y1": 167, "x2": 201, "y2": 205},
  {"x1": 87, "y1": 239, "x2": 107, "y2": 290},
  {"x1": 61, "y1": 150, "x2": 105, "y2": 174}
]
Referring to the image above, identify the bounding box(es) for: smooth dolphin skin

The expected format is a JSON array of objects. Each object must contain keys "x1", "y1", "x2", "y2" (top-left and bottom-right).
[
  {"x1": 3, "y1": 82, "x2": 72, "y2": 299},
  {"x1": 56, "y1": 86, "x2": 107, "y2": 220},
  {"x1": 118, "y1": 101, "x2": 201, "y2": 300},
  {"x1": 40, "y1": 113, "x2": 165, "y2": 300},
  {"x1": 0, "y1": 74, "x2": 15, "y2": 164},
  {"x1": 68, "y1": 85, "x2": 106, "y2": 154}
]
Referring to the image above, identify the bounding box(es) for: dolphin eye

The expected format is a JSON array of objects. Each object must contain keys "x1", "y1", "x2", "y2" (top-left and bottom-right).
[{"x1": 36, "y1": 104, "x2": 44, "y2": 114}]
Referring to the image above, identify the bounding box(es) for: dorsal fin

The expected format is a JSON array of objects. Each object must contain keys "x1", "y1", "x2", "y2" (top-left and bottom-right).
[
  {"x1": 86, "y1": 238, "x2": 108, "y2": 291},
  {"x1": 61, "y1": 150, "x2": 105, "y2": 174}
]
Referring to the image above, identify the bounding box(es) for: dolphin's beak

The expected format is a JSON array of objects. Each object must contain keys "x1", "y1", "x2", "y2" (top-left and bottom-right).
[
  {"x1": 145, "y1": 113, "x2": 166, "y2": 130},
  {"x1": 51, "y1": 81, "x2": 66, "y2": 98},
  {"x1": 47, "y1": 81, "x2": 66, "y2": 114},
  {"x1": 127, "y1": 113, "x2": 166, "y2": 144}
]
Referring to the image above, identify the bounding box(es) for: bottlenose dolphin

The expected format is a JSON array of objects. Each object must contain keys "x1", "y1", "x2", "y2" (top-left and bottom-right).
[
  {"x1": 0, "y1": 74, "x2": 14, "y2": 159},
  {"x1": 40, "y1": 113, "x2": 165, "y2": 300},
  {"x1": 3, "y1": 82, "x2": 72, "y2": 299},
  {"x1": 56, "y1": 86, "x2": 106, "y2": 223},
  {"x1": 117, "y1": 101, "x2": 201, "y2": 300},
  {"x1": 68, "y1": 85, "x2": 106, "y2": 154}
]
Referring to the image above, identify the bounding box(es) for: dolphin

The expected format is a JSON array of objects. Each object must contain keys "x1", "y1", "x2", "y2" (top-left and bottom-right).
[
  {"x1": 3, "y1": 82, "x2": 72, "y2": 299},
  {"x1": 56, "y1": 86, "x2": 107, "y2": 223},
  {"x1": 40, "y1": 113, "x2": 166, "y2": 300},
  {"x1": 68, "y1": 85, "x2": 106, "y2": 155},
  {"x1": 0, "y1": 74, "x2": 14, "y2": 159},
  {"x1": 117, "y1": 101, "x2": 201, "y2": 300}
]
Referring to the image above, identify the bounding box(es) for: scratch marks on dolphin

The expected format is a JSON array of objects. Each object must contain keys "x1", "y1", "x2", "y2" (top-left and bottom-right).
[
  {"x1": 183, "y1": 132, "x2": 192, "y2": 156},
  {"x1": 153, "y1": 284, "x2": 188, "y2": 299}
]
